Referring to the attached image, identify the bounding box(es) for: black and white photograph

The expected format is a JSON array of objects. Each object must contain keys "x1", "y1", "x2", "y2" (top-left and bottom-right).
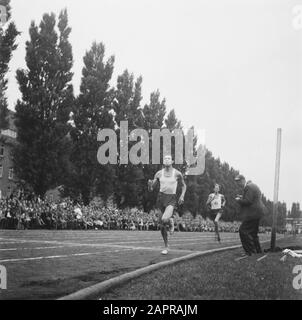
[{"x1": 0, "y1": 0, "x2": 302, "y2": 306}]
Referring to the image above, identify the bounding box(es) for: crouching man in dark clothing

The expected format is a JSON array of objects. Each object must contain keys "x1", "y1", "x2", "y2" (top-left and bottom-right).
[{"x1": 235, "y1": 175, "x2": 266, "y2": 256}]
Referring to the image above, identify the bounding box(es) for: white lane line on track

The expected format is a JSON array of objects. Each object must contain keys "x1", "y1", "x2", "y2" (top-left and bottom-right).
[
  {"x1": 79, "y1": 237, "x2": 238, "y2": 245},
  {"x1": 0, "y1": 240, "x2": 240, "y2": 254},
  {"x1": 0, "y1": 248, "x2": 134, "y2": 263},
  {"x1": 0, "y1": 235, "x2": 278, "y2": 255},
  {"x1": 175, "y1": 235, "x2": 277, "y2": 248},
  {"x1": 0, "y1": 236, "x2": 241, "y2": 246},
  {"x1": 0, "y1": 237, "x2": 238, "y2": 251},
  {"x1": 173, "y1": 239, "x2": 240, "y2": 247},
  {"x1": 71, "y1": 234, "x2": 272, "y2": 246},
  {"x1": 172, "y1": 237, "x2": 274, "y2": 249},
  {"x1": 0, "y1": 234, "x2": 271, "y2": 244},
  {"x1": 0, "y1": 246, "x2": 68, "y2": 251},
  {"x1": 0, "y1": 235, "x2": 242, "y2": 242},
  {"x1": 35, "y1": 237, "x2": 232, "y2": 243},
  {"x1": 257, "y1": 254, "x2": 268, "y2": 262},
  {"x1": 0, "y1": 242, "x2": 22, "y2": 244},
  {"x1": 235, "y1": 255, "x2": 249, "y2": 261},
  {"x1": 0, "y1": 232, "x2": 249, "y2": 238},
  {"x1": 0, "y1": 237, "x2": 198, "y2": 254},
  {"x1": 0, "y1": 233, "x2": 273, "y2": 239},
  {"x1": 0, "y1": 235, "x2": 273, "y2": 245}
]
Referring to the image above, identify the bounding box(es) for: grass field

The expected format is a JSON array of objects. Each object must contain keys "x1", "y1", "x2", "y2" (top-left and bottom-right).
[
  {"x1": 100, "y1": 236, "x2": 302, "y2": 300},
  {"x1": 0, "y1": 229, "x2": 298, "y2": 300}
]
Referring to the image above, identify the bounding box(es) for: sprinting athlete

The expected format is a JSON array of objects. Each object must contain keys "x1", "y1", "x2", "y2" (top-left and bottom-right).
[
  {"x1": 148, "y1": 155, "x2": 186, "y2": 255},
  {"x1": 206, "y1": 184, "x2": 226, "y2": 242}
]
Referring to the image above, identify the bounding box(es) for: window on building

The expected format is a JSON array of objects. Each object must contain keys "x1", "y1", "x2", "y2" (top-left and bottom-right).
[
  {"x1": 0, "y1": 145, "x2": 4, "y2": 157},
  {"x1": 0, "y1": 165, "x2": 3, "y2": 178},
  {"x1": 8, "y1": 168, "x2": 14, "y2": 180}
]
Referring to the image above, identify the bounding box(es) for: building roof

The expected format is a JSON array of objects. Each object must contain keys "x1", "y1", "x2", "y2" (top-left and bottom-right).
[{"x1": 0, "y1": 109, "x2": 17, "y2": 141}]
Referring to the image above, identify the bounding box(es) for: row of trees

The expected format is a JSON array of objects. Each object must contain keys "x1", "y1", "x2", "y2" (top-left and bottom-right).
[{"x1": 1, "y1": 3, "x2": 300, "y2": 227}]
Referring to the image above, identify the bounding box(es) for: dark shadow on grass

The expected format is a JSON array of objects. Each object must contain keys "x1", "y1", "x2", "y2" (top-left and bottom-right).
[
  {"x1": 10, "y1": 266, "x2": 140, "y2": 300},
  {"x1": 264, "y1": 245, "x2": 302, "y2": 253},
  {"x1": 21, "y1": 267, "x2": 136, "y2": 288}
]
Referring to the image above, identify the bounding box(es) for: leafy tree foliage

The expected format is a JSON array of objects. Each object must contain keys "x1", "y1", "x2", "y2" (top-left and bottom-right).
[
  {"x1": 67, "y1": 42, "x2": 115, "y2": 204},
  {"x1": 13, "y1": 10, "x2": 74, "y2": 197}
]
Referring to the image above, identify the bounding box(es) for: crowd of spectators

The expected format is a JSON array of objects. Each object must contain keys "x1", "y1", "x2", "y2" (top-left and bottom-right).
[
  {"x1": 176, "y1": 214, "x2": 242, "y2": 233},
  {"x1": 0, "y1": 194, "x2": 161, "y2": 231},
  {"x1": 0, "y1": 194, "x2": 270, "y2": 233}
]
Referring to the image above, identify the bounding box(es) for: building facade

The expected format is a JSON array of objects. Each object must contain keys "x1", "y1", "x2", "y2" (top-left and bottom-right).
[{"x1": 0, "y1": 110, "x2": 17, "y2": 199}]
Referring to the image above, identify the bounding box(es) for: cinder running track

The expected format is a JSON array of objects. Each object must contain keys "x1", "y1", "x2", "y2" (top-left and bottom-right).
[{"x1": 0, "y1": 230, "x2": 275, "y2": 299}]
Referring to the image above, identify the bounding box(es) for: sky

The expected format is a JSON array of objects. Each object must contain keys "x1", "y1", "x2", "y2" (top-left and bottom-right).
[{"x1": 4, "y1": 0, "x2": 302, "y2": 208}]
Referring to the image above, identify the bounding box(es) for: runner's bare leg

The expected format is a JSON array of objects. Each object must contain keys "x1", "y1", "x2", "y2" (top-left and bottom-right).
[
  {"x1": 214, "y1": 212, "x2": 222, "y2": 242},
  {"x1": 161, "y1": 205, "x2": 174, "y2": 248}
]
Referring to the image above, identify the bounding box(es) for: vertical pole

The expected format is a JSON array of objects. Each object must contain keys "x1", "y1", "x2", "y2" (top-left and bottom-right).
[{"x1": 271, "y1": 128, "x2": 282, "y2": 251}]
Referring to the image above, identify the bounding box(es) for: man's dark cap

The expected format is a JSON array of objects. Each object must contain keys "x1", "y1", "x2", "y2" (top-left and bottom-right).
[{"x1": 235, "y1": 174, "x2": 245, "y2": 181}]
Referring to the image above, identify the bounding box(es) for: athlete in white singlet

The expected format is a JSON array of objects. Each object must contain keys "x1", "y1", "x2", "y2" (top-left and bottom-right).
[
  {"x1": 148, "y1": 155, "x2": 186, "y2": 255},
  {"x1": 206, "y1": 184, "x2": 226, "y2": 242}
]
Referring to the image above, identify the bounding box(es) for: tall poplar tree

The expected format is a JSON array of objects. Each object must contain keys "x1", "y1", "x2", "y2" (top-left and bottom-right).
[
  {"x1": 68, "y1": 42, "x2": 115, "y2": 204},
  {"x1": 14, "y1": 10, "x2": 74, "y2": 196},
  {"x1": 113, "y1": 70, "x2": 144, "y2": 207}
]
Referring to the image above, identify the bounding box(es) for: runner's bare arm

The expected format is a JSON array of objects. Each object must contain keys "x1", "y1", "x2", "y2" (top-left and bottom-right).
[
  {"x1": 148, "y1": 171, "x2": 161, "y2": 191},
  {"x1": 177, "y1": 172, "x2": 186, "y2": 204},
  {"x1": 221, "y1": 195, "x2": 226, "y2": 207},
  {"x1": 206, "y1": 194, "x2": 213, "y2": 206}
]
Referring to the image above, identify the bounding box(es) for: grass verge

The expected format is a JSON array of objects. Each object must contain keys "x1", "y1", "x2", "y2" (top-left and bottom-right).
[{"x1": 100, "y1": 236, "x2": 302, "y2": 300}]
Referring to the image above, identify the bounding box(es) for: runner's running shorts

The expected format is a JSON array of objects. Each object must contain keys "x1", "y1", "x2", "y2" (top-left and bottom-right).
[
  {"x1": 156, "y1": 192, "x2": 177, "y2": 213},
  {"x1": 209, "y1": 208, "x2": 223, "y2": 221}
]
